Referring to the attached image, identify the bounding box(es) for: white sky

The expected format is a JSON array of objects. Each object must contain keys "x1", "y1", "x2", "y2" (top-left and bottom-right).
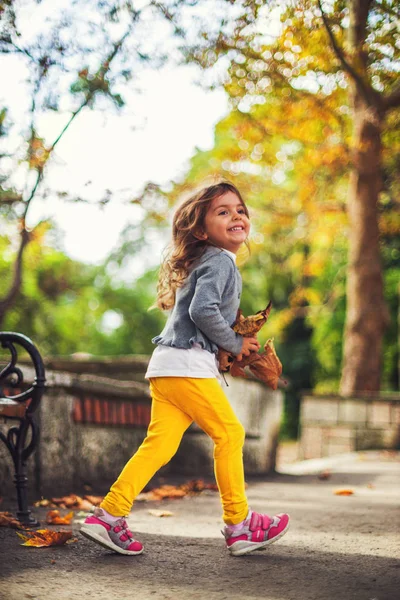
[
  {"x1": 2, "y1": 63, "x2": 228, "y2": 264},
  {"x1": 30, "y1": 67, "x2": 227, "y2": 264}
]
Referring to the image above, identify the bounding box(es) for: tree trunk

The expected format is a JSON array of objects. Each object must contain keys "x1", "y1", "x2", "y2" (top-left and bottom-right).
[
  {"x1": 0, "y1": 226, "x2": 30, "y2": 330},
  {"x1": 339, "y1": 93, "x2": 388, "y2": 395}
]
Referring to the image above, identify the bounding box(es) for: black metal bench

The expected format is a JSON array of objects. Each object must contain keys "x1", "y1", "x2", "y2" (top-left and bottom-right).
[{"x1": 0, "y1": 332, "x2": 46, "y2": 525}]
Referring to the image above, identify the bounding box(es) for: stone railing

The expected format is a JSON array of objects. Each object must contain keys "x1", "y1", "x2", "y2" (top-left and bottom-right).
[
  {"x1": 299, "y1": 393, "x2": 400, "y2": 460},
  {"x1": 0, "y1": 356, "x2": 283, "y2": 497}
]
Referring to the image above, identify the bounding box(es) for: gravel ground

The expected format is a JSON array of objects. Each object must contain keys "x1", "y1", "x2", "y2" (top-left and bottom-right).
[{"x1": 0, "y1": 450, "x2": 399, "y2": 600}]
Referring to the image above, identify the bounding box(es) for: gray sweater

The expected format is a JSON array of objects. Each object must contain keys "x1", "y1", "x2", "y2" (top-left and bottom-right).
[{"x1": 152, "y1": 246, "x2": 243, "y2": 355}]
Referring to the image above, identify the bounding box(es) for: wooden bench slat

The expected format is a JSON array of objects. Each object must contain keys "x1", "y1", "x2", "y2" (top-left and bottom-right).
[{"x1": 0, "y1": 398, "x2": 26, "y2": 418}]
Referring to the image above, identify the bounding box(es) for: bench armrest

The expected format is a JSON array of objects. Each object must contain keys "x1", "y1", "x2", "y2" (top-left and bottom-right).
[{"x1": 0, "y1": 332, "x2": 46, "y2": 415}]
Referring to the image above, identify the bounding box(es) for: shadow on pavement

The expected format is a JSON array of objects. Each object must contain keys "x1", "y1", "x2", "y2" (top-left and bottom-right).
[{"x1": 1, "y1": 529, "x2": 399, "y2": 600}]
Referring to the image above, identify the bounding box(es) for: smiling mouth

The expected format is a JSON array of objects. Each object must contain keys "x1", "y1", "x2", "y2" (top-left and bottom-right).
[{"x1": 228, "y1": 226, "x2": 244, "y2": 232}]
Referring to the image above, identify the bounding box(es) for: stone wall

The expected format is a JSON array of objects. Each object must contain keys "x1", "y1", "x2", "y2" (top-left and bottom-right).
[
  {"x1": 299, "y1": 393, "x2": 400, "y2": 459},
  {"x1": 0, "y1": 357, "x2": 283, "y2": 500}
]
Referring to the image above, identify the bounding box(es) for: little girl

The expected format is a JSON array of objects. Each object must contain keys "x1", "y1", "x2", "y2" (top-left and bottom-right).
[{"x1": 81, "y1": 181, "x2": 289, "y2": 557}]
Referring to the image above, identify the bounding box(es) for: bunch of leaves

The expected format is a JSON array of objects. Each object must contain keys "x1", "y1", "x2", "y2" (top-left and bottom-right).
[{"x1": 218, "y1": 303, "x2": 285, "y2": 389}]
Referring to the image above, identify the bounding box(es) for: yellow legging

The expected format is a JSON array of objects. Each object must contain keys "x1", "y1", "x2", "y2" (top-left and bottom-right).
[{"x1": 100, "y1": 377, "x2": 249, "y2": 525}]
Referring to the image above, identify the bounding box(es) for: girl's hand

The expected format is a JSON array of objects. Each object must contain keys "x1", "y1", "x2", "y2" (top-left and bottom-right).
[{"x1": 236, "y1": 336, "x2": 260, "y2": 362}]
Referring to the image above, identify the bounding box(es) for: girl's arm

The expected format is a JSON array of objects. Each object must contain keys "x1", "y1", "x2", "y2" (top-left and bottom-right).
[{"x1": 188, "y1": 257, "x2": 244, "y2": 355}]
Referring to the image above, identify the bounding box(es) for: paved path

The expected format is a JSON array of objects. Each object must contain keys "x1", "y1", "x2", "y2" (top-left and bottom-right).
[{"x1": 1, "y1": 451, "x2": 399, "y2": 600}]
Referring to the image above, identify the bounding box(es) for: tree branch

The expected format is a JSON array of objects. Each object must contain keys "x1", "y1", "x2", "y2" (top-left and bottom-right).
[
  {"x1": 150, "y1": 1, "x2": 185, "y2": 39},
  {"x1": 0, "y1": 38, "x2": 36, "y2": 62},
  {"x1": 0, "y1": 226, "x2": 30, "y2": 325},
  {"x1": 22, "y1": 170, "x2": 42, "y2": 223},
  {"x1": 50, "y1": 28, "x2": 132, "y2": 153},
  {"x1": 317, "y1": 0, "x2": 379, "y2": 108}
]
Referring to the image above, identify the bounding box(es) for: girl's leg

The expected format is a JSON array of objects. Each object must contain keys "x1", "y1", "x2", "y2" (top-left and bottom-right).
[
  {"x1": 100, "y1": 380, "x2": 192, "y2": 516},
  {"x1": 149, "y1": 377, "x2": 248, "y2": 525}
]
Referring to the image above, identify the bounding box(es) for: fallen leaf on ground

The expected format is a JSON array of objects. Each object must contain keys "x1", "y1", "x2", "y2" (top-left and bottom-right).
[
  {"x1": 333, "y1": 489, "x2": 354, "y2": 496},
  {"x1": 83, "y1": 495, "x2": 104, "y2": 506},
  {"x1": 149, "y1": 485, "x2": 187, "y2": 500},
  {"x1": 136, "y1": 480, "x2": 218, "y2": 502},
  {"x1": 46, "y1": 510, "x2": 74, "y2": 525},
  {"x1": 34, "y1": 493, "x2": 103, "y2": 510},
  {"x1": 50, "y1": 494, "x2": 84, "y2": 508},
  {"x1": 181, "y1": 479, "x2": 218, "y2": 493},
  {"x1": 34, "y1": 498, "x2": 51, "y2": 507},
  {"x1": 17, "y1": 529, "x2": 76, "y2": 547},
  {"x1": 0, "y1": 511, "x2": 24, "y2": 529},
  {"x1": 148, "y1": 509, "x2": 174, "y2": 517}
]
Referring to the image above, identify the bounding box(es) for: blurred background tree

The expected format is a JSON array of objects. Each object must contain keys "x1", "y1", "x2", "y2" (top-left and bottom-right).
[
  {"x1": 171, "y1": 0, "x2": 399, "y2": 400},
  {"x1": 1, "y1": 1, "x2": 399, "y2": 439}
]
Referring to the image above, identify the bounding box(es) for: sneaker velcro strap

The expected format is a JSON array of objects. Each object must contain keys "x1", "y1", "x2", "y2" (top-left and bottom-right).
[{"x1": 249, "y1": 511, "x2": 272, "y2": 532}]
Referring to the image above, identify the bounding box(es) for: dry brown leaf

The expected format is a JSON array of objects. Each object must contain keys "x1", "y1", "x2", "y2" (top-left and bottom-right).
[
  {"x1": 34, "y1": 499, "x2": 52, "y2": 508},
  {"x1": 232, "y1": 302, "x2": 272, "y2": 336},
  {"x1": 148, "y1": 509, "x2": 174, "y2": 517},
  {"x1": 136, "y1": 480, "x2": 218, "y2": 502},
  {"x1": 46, "y1": 510, "x2": 74, "y2": 525},
  {"x1": 51, "y1": 494, "x2": 83, "y2": 508},
  {"x1": 0, "y1": 511, "x2": 24, "y2": 529},
  {"x1": 36, "y1": 493, "x2": 101, "y2": 511},
  {"x1": 180, "y1": 479, "x2": 218, "y2": 493},
  {"x1": 151, "y1": 485, "x2": 187, "y2": 499},
  {"x1": 83, "y1": 495, "x2": 104, "y2": 506},
  {"x1": 334, "y1": 489, "x2": 354, "y2": 496},
  {"x1": 217, "y1": 349, "x2": 235, "y2": 372},
  {"x1": 229, "y1": 339, "x2": 284, "y2": 390},
  {"x1": 17, "y1": 529, "x2": 76, "y2": 547}
]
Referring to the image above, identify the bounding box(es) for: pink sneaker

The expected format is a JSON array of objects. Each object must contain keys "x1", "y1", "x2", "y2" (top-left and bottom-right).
[
  {"x1": 223, "y1": 511, "x2": 289, "y2": 556},
  {"x1": 80, "y1": 508, "x2": 143, "y2": 556}
]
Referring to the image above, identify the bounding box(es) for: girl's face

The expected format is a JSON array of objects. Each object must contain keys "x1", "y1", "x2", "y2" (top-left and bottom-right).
[{"x1": 202, "y1": 191, "x2": 250, "y2": 254}]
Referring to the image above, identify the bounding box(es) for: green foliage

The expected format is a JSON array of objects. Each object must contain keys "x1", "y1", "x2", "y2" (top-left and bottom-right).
[
  {"x1": 91, "y1": 269, "x2": 166, "y2": 356},
  {"x1": 0, "y1": 227, "x2": 165, "y2": 357}
]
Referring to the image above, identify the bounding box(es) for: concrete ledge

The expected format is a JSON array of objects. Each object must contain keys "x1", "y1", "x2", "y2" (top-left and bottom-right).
[
  {"x1": 299, "y1": 393, "x2": 400, "y2": 459},
  {"x1": 1, "y1": 361, "x2": 283, "y2": 498}
]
